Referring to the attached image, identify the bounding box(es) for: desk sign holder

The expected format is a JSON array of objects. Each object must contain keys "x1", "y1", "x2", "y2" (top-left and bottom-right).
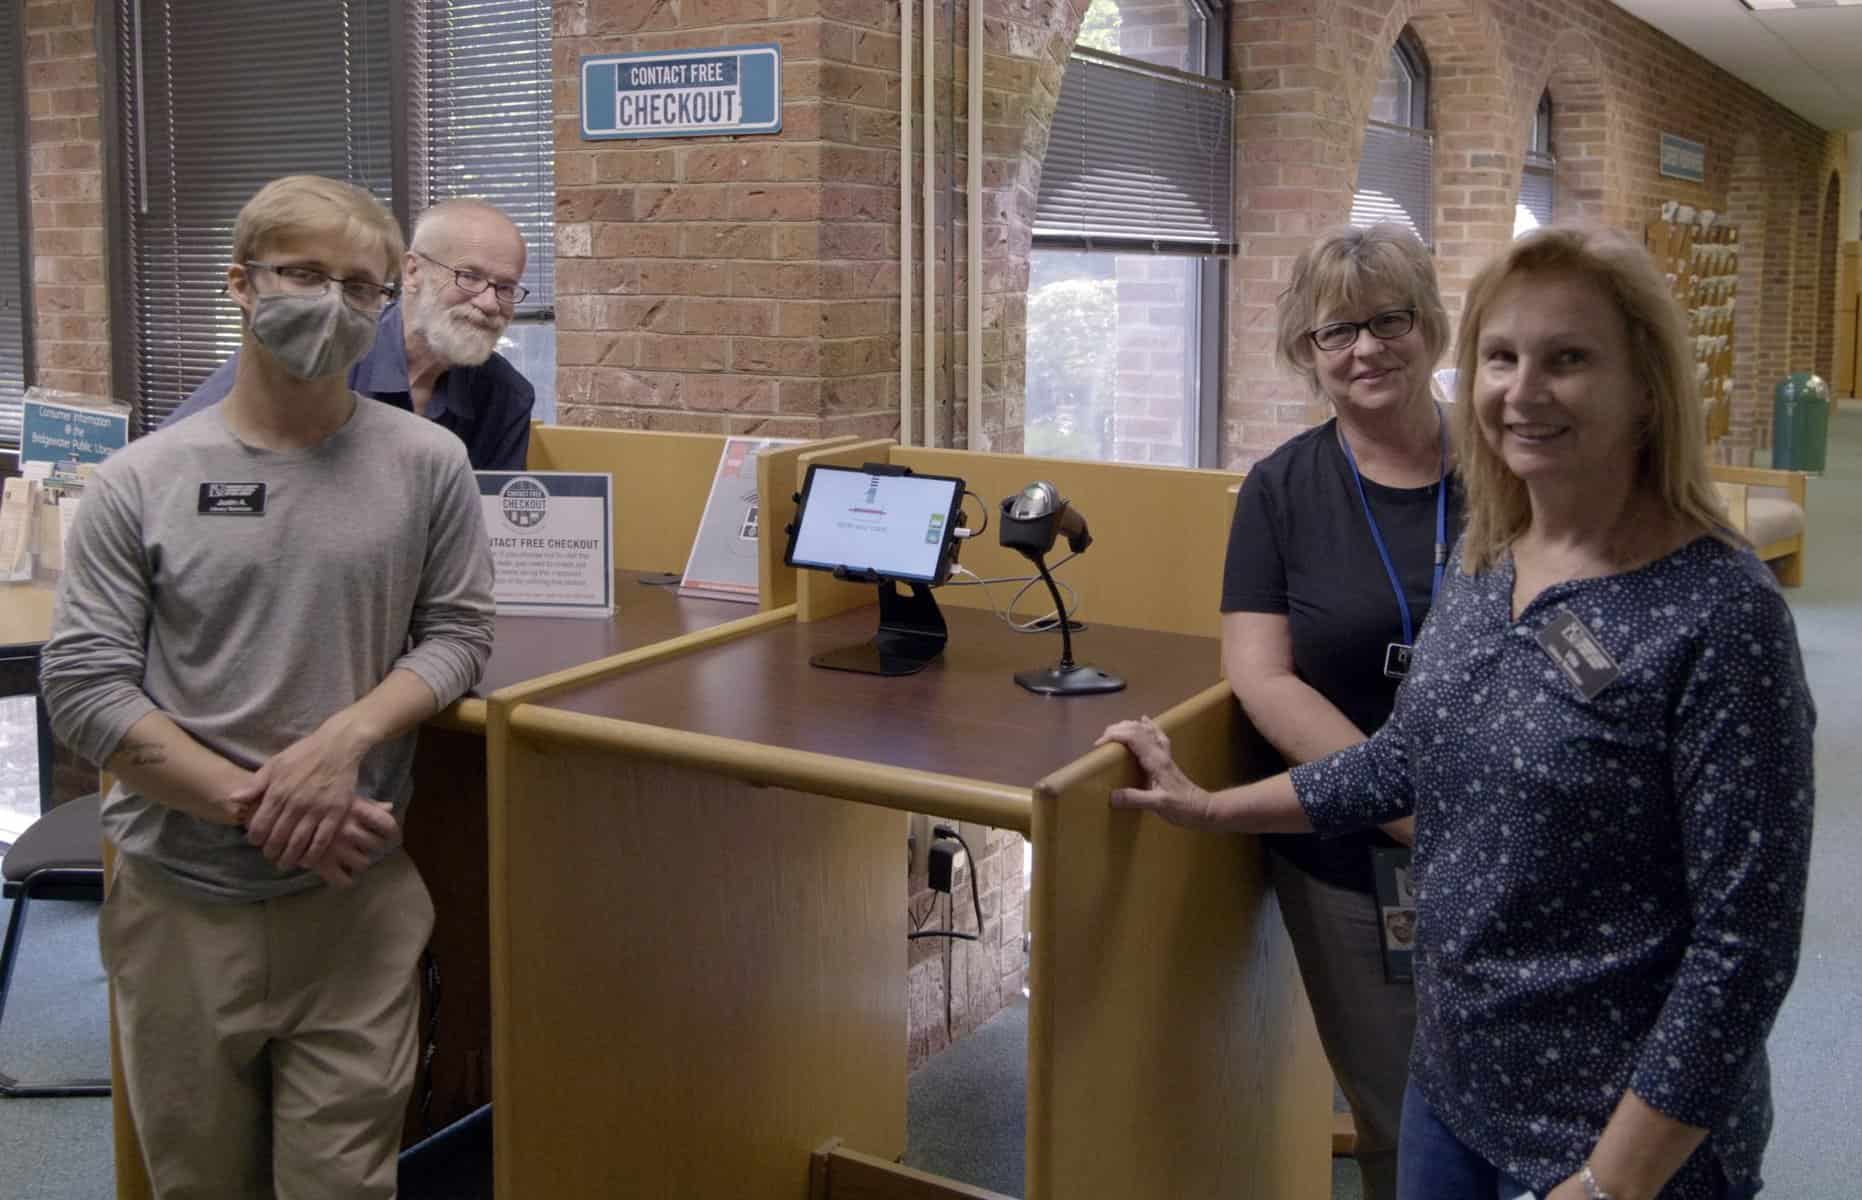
[
  {"x1": 476, "y1": 471, "x2": 614, "y2": 618},
  {"x1": 680, "y1": 435, "x2": 802, "y2": 603}
]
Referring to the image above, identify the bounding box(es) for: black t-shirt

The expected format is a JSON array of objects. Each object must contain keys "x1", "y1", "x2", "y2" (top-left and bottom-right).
[{"x1": 1221, "y1": 418, "x2": 1464, "y2": 894}]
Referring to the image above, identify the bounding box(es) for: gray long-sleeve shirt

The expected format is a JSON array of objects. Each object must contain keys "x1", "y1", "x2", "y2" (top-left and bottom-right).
[{"x1": 41, "y1": 397, "x2": 495, "y2": 900}]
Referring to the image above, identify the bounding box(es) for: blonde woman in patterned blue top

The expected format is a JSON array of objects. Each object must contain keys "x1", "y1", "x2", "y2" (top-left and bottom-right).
[{"x1": 1099, "y1": 226, "x2": 1815, "y2": 1200}]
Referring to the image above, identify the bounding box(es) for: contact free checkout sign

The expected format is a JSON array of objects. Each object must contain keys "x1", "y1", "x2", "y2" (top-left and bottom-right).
[{"x1": 581, "y1": 44, "x2": 782, "y2": 140}]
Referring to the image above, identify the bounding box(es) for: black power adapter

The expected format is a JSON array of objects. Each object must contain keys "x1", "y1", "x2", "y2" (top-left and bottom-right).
[{"x1": 927, "y1": 835, "x2": 963, "y2": 894}]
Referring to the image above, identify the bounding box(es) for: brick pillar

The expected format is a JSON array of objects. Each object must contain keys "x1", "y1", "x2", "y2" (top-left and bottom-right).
[
  {"x1": 1726, "y1": 136, "x2": 1766, "y2": 459},
  {"x1": 1223, "y1": 1, "x2": 1354, "y2": 465},
  {"x1": 552, "y1": 0, "x2": 902, "y2": 440},
  {"x1": 24, "y1": 0, "x2": 111, "y2": 397}
]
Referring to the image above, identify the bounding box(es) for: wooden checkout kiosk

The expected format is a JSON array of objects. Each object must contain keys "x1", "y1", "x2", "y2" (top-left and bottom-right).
[{"x1": 105, "y1": 427, "x2": 1329, "y2": 1200}]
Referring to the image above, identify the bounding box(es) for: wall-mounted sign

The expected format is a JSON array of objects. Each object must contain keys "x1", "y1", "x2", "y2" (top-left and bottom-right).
[
  {"x1": 20, "y1": 392, "x2": 128, "y2": 469},
  {"x1": 580, "y1": 44, "x2": 781, "y2": 141},
  {"x1": 1659, "y1": 133, "x2": 1706, "y2": 184},
  {"x1": 476, "y1": 471, "x2": 614, "y2": 618}
]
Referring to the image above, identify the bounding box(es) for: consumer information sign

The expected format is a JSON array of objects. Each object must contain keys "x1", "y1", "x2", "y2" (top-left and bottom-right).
[
  {"x1": 20, "y1": 395, "x2": 128, "y2": 469},
  {"x1": 581, "y1": 44, "x2": 782, "y2": 140}
]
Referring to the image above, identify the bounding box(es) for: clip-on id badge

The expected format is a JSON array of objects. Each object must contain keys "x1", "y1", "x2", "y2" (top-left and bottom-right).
[
  {"x1": 1535, "y1": 607, "x2": 1620, "y2": 700},
  {"x1": 1383, "y1": 642, "x2": 1414, "y2": 679}
]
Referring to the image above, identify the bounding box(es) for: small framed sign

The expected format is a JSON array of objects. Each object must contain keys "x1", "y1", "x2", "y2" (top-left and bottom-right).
[
  {"x1": 1659, "y1": 133, "x2": 1706, "y2": 184},
  {"x1": 581, "y1": 44, "x2": 782, "y2": 141},
  {"x1": 476, "y1": 471, "x2": 614, "y2": 618}
]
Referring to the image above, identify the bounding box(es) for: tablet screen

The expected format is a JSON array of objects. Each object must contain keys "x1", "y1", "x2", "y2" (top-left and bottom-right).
[{"x1": 786, "y1": 466, "x2": 963, "y2": 584}]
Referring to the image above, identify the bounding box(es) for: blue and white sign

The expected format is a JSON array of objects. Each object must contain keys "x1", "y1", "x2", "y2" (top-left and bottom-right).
[
  {"x1": 1660, "y1": 133, "x2": 1706, "y2": 184},
  {"x1": 476, "y1": 470, "x2": 614, "y2": 618},
  {"x1": 581, "y1": 44, "x2": 782, "y2": 141},
  {"x1": 21, "y1": 396, "x2": 128, "y2": 469}
]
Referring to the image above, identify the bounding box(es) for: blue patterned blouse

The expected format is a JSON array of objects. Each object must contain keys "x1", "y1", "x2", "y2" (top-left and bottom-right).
[{"x1": 1290, "y1": 534, "x2": 1816, "y2": 1197}]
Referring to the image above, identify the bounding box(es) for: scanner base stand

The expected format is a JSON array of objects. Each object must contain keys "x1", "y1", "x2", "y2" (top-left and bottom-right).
[{"x1": 1014, "y1": 663, "x2": 1126, "y2": 696}]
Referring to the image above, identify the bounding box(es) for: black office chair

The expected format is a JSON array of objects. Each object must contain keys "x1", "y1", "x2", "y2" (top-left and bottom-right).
[{"x1": 0, "y1": 792, "x2": 110, "y2": 1097}]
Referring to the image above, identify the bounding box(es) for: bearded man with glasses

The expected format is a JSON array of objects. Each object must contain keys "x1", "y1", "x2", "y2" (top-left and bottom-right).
[{"x1": 164, "y1": 197, "x2": 536, "y2": 471}]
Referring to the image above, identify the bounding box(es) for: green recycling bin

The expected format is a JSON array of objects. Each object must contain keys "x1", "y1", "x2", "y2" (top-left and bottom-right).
[{"x1": 1771, "y1": 372, "x2": 1831, "y2": 472}]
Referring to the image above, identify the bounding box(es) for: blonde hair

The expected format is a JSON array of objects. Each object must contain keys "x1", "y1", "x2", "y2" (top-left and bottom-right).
[
  {"x1": 1275, "y1": 224, "x2": 1450, "y2": 398},
  {"x1": 1450, "y1": 225, "x2": 1737, "y2": 573},
  {"x1": 232, "y1": 175, "x2": 404, "y2": 283}
]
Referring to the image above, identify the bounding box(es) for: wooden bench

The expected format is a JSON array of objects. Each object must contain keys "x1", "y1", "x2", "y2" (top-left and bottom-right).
[{"x1": 1710, "y1": 465, "x2": 1808, "y2": 586}]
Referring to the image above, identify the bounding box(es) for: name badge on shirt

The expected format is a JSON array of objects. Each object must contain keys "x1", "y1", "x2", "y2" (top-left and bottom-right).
[
  {"x1": 1383, "y1": 642, "x2": 1414, "y2": 679},
  {"x1": 198, "y1": 482, "x2": 267, "y2": 516},
  {"x1": 1535, "y1": 606, "x2": 1620, "y2": 700}
]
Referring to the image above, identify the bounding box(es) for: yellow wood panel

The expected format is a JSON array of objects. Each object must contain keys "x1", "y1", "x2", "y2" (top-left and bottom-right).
[
  {"x1": 812, "y1": 1145, "x2": 1019, "y2": 1200},
  {"x1": 759, "y1": 436, "x2": 859, "y2": 610},
  {"x1": 103, "y1": 839, "x2": 156, "y2": 1200},
  {"x1": 890, "y1": 449, "x2": 1243, "y2": 638},
  {"x1": 493, "y1": 741, "x2": 906, "y2": 1199},
  {"x1": 1026, "y1": 684, "x2": 1329, "y2": 1200},
  {"x1": 792, "y1": 439, "x2": 899, "y2": 622},
  {"x1": 0, "y1": 580, "x2": 56, "y2": 646},
  {"x1": 525, "y1": 425, "x2": 729, "y2": 573}
]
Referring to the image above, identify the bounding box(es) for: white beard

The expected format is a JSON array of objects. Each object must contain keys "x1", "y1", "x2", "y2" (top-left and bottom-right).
[{"x1": 408, "y1": 285, "x2": 503, "y2": 367}]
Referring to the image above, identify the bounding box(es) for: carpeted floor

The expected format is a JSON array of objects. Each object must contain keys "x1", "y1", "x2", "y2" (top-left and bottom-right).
[{"x1": 2, "y1": 409, "x2": 1859, "y2": 1199}]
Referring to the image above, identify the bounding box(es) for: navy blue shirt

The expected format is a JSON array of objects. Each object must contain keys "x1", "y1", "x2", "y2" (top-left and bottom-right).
[
  {"x1": 1292, "y1": 535, "x2": 1815, "y2": 1196},
  {"x1": 160, "y1": 302, "x2": 534, "y2": 471},
  {"x1": 1222, "y1": 418, "x2": 1464, "y2": 894}
]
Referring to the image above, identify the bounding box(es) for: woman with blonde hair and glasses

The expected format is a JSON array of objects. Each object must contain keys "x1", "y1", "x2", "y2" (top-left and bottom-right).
[
  {"x1": 1216, "y1": 222, "x2": 1459, "y2": 1199},
  {"x1": 1102, "y1": 226, "x2": 1814, "y2": 1200}
]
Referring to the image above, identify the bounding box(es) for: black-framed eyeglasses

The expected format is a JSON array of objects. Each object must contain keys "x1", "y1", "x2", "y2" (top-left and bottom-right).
[
  {"x1": 244, "y1": 262, "x2": 399, "y2": 312},
  {"x1": 1308, "y1": 308, "x2": 1416, "y2": 353},
  {"x1": 415, "y1": 251, "x2": 530, "y2": 306}
]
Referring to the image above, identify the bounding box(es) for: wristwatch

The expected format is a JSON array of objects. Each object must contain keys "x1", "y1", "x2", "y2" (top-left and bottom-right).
[{"x1": 1581, "y1": 1164, "x2": 1615, "y2": 1200}]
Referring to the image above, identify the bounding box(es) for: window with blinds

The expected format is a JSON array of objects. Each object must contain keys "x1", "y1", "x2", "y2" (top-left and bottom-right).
[
  {"x1": 112, "y1": 0, "x2": 393, "y2": 434},
  {"x1": 1518, "y1": 155, "x2": 1555, "y2": 231},
  {"x1": 1033, "y1": 49, "x2": 1236, "y2": 255},
  {"x1": 1, "y1": 5, "x2": 30, "y2": 450},
  {"x1": 1350, "y1": 121, "x2": 1435, "y2": 248},
  {"x1": 408, "y1": 0, "x2": 554, "y2": 318},
  {"x1": 1352, "y1": 33, "x2": 1432, "y2": 248}
]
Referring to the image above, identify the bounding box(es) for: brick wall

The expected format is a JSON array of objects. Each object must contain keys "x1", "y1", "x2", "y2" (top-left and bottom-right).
[{"x1": 23, "y1": 0, "x2": 109, "y2": 398}]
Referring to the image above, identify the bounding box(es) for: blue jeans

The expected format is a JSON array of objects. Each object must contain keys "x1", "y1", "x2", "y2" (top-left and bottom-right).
[
  {"x1": 1398, "y1": 1083, "x2": 1537, "y2": 1200},
  {"x1": 1397, "y1": 1082, "x2": 1751, "y2": 1200}
]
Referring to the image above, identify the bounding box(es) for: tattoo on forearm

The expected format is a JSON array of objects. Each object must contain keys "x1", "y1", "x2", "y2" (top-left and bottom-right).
[{"x1": 119, "y1": 738, "x2": 169, "y2": 768}]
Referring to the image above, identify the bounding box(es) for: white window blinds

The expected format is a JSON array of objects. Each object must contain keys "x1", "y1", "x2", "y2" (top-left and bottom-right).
[
  {"x1": 410, "y1": 0, "x2": 554, "y2": 316},
  {"x1": 1, "y1": 6, "x2": 29, "y2": 448},
  {"x1": 1520, "y1": 153, "x2": 1554, "y2": 228},
  {"x1": 1350, "y1": 120, "x2": 1434, "y2": 248},
  {"x1": 115, "y1": 0, "x2": 393, "y2": 434},
  {"x1": 1034, "y1": 49, "x2": 1236, "y2": 254}
]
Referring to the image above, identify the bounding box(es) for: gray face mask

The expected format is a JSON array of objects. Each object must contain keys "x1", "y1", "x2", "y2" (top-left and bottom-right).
[{"x1": 248, "y1": 289, "x2": 381, "y2": 380}]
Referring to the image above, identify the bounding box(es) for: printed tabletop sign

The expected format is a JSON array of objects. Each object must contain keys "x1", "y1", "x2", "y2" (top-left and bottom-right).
[
  {"x1": 580, "y1": 44, "x2": 782, "y2": 140},
  {"x1": 477, "y1": 471, "x2": 614, "y2": 618}
]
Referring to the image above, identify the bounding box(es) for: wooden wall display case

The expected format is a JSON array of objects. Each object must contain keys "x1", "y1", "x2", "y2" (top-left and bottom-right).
[{"x1": 1646, "y1": 206, "x2": 1738, "y2": 451}]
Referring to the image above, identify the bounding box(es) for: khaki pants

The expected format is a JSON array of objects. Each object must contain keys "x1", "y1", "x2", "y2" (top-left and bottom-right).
[
  {"x1": 1268, "y1": 852, "x2": 1418, "y2": 1200},
  {"x1": 100, "y1": 849, "x2": 434, "y2": 1200}
]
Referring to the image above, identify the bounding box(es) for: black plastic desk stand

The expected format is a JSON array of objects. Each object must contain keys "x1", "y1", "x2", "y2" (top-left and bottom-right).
[
  {"x1": 1014, "y1": 552, "x2": 1124, "y2": 696},
  {"x1": 810, "y1": 570, "x2": 949, "y2": 677}
]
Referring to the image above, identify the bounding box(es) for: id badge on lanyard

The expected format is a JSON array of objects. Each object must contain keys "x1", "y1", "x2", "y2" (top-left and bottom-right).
[{"x1": 1337, "y1": 407, "x2": 1449, "y2": 680}]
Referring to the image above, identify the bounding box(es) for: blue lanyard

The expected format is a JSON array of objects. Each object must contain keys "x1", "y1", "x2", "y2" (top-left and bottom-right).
[{"x1": 1337, "y1": 405, "x2": 1448, "y2": 647}]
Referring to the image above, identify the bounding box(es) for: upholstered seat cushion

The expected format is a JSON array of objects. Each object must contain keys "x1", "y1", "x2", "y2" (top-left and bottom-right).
[
  {"x1": 2, "y1": 793, "x2": 103, "y2": 883},
  {"x1": 1746, "y1": 493, "x2": 1806, "y2": 548}
]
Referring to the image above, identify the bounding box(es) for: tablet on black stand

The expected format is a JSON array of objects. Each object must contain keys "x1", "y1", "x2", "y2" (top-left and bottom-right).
[{"x1": 784, "y1": 463, "x2": 966, "y2": 677}]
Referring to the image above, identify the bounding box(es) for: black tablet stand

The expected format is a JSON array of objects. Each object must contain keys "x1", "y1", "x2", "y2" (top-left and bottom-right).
[{"x1": 809, "y1": 569, "x2": 949, "y2": 677}]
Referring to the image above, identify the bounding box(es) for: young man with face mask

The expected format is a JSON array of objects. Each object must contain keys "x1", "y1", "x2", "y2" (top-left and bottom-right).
[
  {"x1": 161, "y1": 198, "x2": 536, "y2": 471},
  {"x1": 40, "y1": 175, "x2": 495, "y2": 1199}
]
